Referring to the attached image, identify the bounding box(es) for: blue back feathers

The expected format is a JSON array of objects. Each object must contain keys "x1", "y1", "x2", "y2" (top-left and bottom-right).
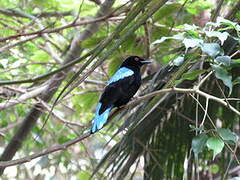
[
  {"x1": 91, "y1": 103, "x2": 112, "y2": 133},
  {"x1": 107, "y1": 67, "x2": 134, "y2": 85}
]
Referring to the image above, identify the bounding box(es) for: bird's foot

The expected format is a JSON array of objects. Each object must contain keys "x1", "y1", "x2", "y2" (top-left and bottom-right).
[{"x1": 131, "y1": 96, "x2": 139, "y2": 101}]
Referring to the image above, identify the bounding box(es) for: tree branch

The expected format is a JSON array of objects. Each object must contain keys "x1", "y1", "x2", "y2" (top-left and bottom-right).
[
  {"x1": 0, "y1": 86, "x2": 239, "y2": 168},
  {"x1": 0, "y1": 35, "x2": 39, "y2": 53},
  {"x1": 0, "y1": 14, "x2": 115, "y2": 43},
  {"x1": 0, "y1": 52, "x2": 92, "y2": 85},
  {"x1": 0, "y1": 8, "x2": 74, "y2": 18},
  {"x1": 0, "y1": 132, "x2": 90, "y2": 168},
  {"x1": 0, "y1": 85, "x2": 48, "y2": 111}
]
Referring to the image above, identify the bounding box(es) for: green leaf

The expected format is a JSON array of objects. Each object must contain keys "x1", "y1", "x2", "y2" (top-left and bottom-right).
[
  {"x1": 181, "y1": 24, "x2": 199, "y2": 31},
  {"x1": 58, "y1": 136, "x2": 70, "y2": 144},
  {"x1": 31, "y1": 50, "x2": 50, "y2": 62},
  {"x1": 201, "y1": 43, "x2": 223, "y2": 58},
  {"x1": 77, "y1": 171, "x2": 91, "y2": 180},
  {"x1": 206, "y1": 137, "x2": 224, "y2": 160},
  {"x1": 74, "y1": 92, "x2": 99, "y2": 112},
  {"x1": 57, "y1": 134, "x2": 77, "y2": 144},
  {"x1": 211, "y1": 64, "x2": 232, "y2": 95},
  {"x1": 192, "y1": 133, "x2": 208, "y2": 158},
  {"x1": 214, "y1": 56, "x2": 231, "y2": 66},
  {"x1": 209, "y1": 164, "x2": 219, "y2": 174},
  {"x1": 205, "y1": 31, "x2": 229, "y2": 45},
  {"x1": 216, "y1": 17, "x2": 238, "y2": 29},
  {"x1": 217, "y1": 128, "x2": 238, "y2": 143},
  {"x1": 181, "y1": 69, "x2": 206, "y2": 81},
  {"x1": 233, "y1": 59, "x2": 240, "y2": 64},
  {"x1": 182, "y1": 38, "x2": 203, "y2": 50}
]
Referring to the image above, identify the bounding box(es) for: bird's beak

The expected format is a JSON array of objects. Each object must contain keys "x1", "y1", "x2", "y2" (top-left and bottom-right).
[{"x1": 141, "y1": 60, "x2": 153, "y2": 64}]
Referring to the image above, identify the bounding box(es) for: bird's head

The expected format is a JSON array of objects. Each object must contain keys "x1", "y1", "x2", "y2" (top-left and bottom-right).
[{"x1": 121, "y1": 56, "x2": 152, "y2": 68}]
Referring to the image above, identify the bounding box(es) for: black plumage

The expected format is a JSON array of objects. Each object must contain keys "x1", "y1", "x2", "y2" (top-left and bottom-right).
[{"x1": 91, "y1": 56, "x2": 151, "y2": 133}]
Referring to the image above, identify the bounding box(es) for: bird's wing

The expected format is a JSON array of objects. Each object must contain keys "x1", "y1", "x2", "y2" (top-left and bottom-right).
[
  {"x1": 91, "y1": 78, "x2": 134, "y2": 133},
  {"x1": 97, "y1": 67, "x2": 134, "y2": 113},
  {"x1": 107, "y1": 67, "x2": 134, "y2": 85},
  {"x1": 91, "y1": 67, "x2": 135, "y2": 133},
  {"x1": 99, "y1": 84, "x2": 121, "y2": 114}
]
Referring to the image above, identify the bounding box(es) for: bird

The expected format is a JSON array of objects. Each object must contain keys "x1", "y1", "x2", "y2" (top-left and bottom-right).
[{"x1": 90, "y1": 56, "x2": 152, "y2": 134}]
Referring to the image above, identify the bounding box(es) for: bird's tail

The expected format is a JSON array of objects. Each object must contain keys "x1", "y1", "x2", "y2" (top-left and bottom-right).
[{"x1": 91, "y1": 103, "x2": 113, "y2": 134}]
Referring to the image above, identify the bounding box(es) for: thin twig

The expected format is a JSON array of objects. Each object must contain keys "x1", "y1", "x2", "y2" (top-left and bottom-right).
[
  {"x1": 0, "y1": 35, "x2": 39, "y2": 53},
  {"x1": 200, "y1": 97, "x2": 209, "y2": 127},
  {"x1": 0, "y1": 13, "x2": 117, "y2": 43},
  {"x1": 0, "y1": 51, "x2": 92, "y2": 85},
  {"x1": 0, "y1": 85, "x2": 48, "y2": 111},
  {"x1": 39, "y1": 99, "x2": 86, "y2": 128},
  {"x1": 0, "y1": 132, "x2": 90, "y2": 168}
]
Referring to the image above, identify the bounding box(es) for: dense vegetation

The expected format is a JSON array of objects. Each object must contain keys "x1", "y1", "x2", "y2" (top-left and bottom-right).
[{"x1": 0, "y1": 0, "x2": 240, "y2": 179}]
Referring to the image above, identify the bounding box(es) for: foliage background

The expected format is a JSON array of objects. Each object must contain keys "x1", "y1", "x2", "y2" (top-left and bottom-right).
[{"x1": 0, "y1": 0, "x2": 240, "y2": 179}]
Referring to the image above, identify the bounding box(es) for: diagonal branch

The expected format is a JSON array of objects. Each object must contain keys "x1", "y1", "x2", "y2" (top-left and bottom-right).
[
  {"x1": 0, "y1": 0, "x2": 116, "y2": 175},
  {"x1": 0, "y1": 8, "x2": 74, "y2": 18},
  {"x1": 0, "y1": 13, "x2": 115, "y2": 43},
  {"x1": 0, "y1": 85, "x2": 47, "y2": 111}
]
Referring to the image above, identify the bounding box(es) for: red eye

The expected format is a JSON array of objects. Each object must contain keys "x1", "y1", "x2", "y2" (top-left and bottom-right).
[{"x1": 134, "y1": 57, "x2": 139, "y2": 61}]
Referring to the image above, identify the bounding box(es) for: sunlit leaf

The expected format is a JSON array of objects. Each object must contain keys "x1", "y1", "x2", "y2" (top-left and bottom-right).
[
  {"x1": 171, "y1": 55, "x2": 184, "y2": 66},
  {"x1": 206, "y1": 137, "x2": 224, "y2": 160},
  {"x1": 216, "y1": 17, "x2": 238, "y2": 29},
  {"x1": 77, "y1": 171, "x2": 91, "y2": 180},
  {"x1": 209, "y1": 164, "x2": 219, "y2": 174},
  {"x1": 201, "y1": 43, "x2": 223, "y2": 58},
  {"x1": 228, "y1": 177, "x2": 240, "y2": 180},
  {"x1": 214, "y1": 56, "x2": 231, "y2": 66},
  {"x1": 31, "y1": 50, "x2": 50, "y2": 62},
  {"x1": 152, "y1": 33, "x2": 184, "y2": 45},
  {"x1": 205, "y1": 31, "x2": 229, "y2": 45},
  {"x1": 181, "y1": 24, "x2": 199, "y2": 31},
  {"x1": 182, "y1": 38, "x2": 203, "y2": 50}
]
